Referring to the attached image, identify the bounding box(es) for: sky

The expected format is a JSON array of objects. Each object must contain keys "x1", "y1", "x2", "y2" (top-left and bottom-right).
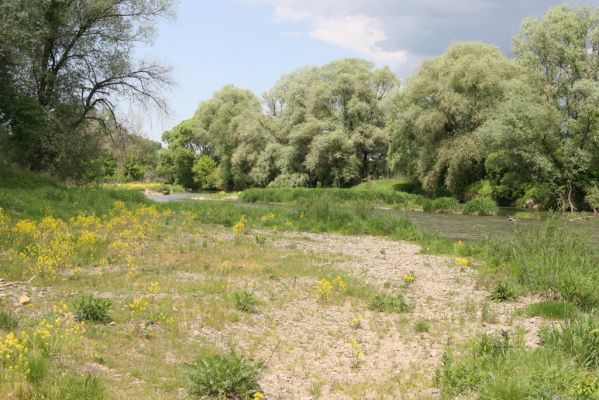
[{"x1": 133, "y1": 0, "x2": 598, "y2": 141}]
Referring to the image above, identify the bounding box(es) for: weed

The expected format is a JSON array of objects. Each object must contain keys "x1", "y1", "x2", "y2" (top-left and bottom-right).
[
  {"x1": 73, "y1": 294, "x2": 112, "y2": 323},
  {"x1": 254, "y1": 234, "x2": 267, "y2": 245},
  {"x1": 414, "y1": 319, "x2": 430, "y2": 333},
  {"x1": 369, "y1": 293, "x2": 409, "y2": 313},
  {"x1": 0, "y1": 310, "x2": 18, "y2": 331},
  {"x1": 185, "y1": 350, "x2": 262, "y2": 399},
  {"x1": 488, "y1": 282, "x2": 518, "y2": 302},
  {"x1": 233, "y1": 291, "x2": 259, "y2": 313}
]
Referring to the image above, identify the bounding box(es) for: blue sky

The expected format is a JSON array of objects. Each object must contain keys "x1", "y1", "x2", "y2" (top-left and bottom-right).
[{"x1": 134, "y1": 0, "x2": 597, "y2": 141}]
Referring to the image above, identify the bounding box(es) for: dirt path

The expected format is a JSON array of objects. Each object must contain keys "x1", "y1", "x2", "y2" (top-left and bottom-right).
[{"x1": 193, "y1": 231, "x2": 541, "y2": 400}]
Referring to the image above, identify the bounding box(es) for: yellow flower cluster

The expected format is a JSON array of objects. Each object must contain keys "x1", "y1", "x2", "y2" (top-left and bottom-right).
[
  {"x1": 350, "y1": 316, "x2": 363, "y2": 329},
  {"x1": 129, "y1": 297, "x2": 149, "y2": 313},
  {"x1": 455, "y1": 257, "x2": 470, "y2": 267},
  {"x1": 233, "y1": 215, "x2": 248, "y2": 236},
  {"x1": 0, "y1": 303, "x2": 86, "y2": 378},
  {"x1": 253, "y1": 392, "x2": 265, "y2": 400},
  {"x1": 402, "y1": 273, "x2": 415, "y2": 285},
  {"x1": 0, "y1": 202, "x2": 171, "y2": 280},
  {"x1": 259, "y1": 212, "x2": 275, "y2": 222},
  {"x1": 350, "y1": 338, "x2": 363, "y2": 369},
  {"x1": 33, "y1": 303, "x2": 86, "y2": 353},
  {"x1": 317, "y1": 276, "x2": 347, "y2": 300},
  {"x1": 148, "y1": 281, "x2": 161, "y2": 294},
  {"x1": 0, "y1": 332, "x2": 30, "y2": 376}
]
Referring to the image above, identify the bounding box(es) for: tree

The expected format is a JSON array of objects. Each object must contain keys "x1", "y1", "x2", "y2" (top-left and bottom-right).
[
  {"x1": 0, "y1": 0, "x2": 174, "y2": 177},
  {"x1": 194, "y1": 85, "x2": 263, "y2": 190},
  {"x1": 192, "y1": 155, "x2": 219, "y2": 190},
  {"x1": 387, "y1": 42, "x2": 518, "y2": 198},
  {"x1": 480, "y1": 4, "x2": 599, "y2": 209}
]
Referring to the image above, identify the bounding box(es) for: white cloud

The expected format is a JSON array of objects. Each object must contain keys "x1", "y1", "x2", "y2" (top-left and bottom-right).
[
  {"x1": 270, "y1": 4, "x2": 407, "y2": 66},
  {"x1": 309, "y1": 15, "x2": 407, "y2": 65}
]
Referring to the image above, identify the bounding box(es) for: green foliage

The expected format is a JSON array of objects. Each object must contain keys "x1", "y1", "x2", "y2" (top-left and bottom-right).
[
  {"x1": 423, "y1": 197, "x2": 460, "y2": 214},
  {"x1": 541, "y1": 313, "x2": 599, "y2": 369},
  {"x1": 185, "y1": 350, "x2": 262, "y2": 399},
  {"x1": 483, "y1": 223, "x2": 599, "y2": 309},
  {"x1": 488, "y1": 283, "x2": 518, "y2": 302},
  {"x1": 586, "y1": 185, "x2": 599, "y2": 212},
  {"x1": 192, "y1": 155, "x2": 219, "y2": 190},
  {"x1": 73, "y1": 294, "x2": 112, "y2": 323},
  {"x1": 414, "y1": 319, "x2": 430, "y2": 333},
  {"x1": 369, "y1": 293, "x2": 410, "y2": 313},
  {"x1": 233, "y1": 291, "x2": 259, "y2": 313},
  {"x1": 462, "y1": 196, "x2": 498, "y2": 216},
  {"x1": 524, "y1": 301, "x2": 578, "y2": 319},
  {"x1": 35, "y1": 371, "x2": 104, "y2": 400},
  {"x1": 387, "y1": 42, "x2": 517, "y2": 198},
  {"x1": 0, "y1": 0, "x2": 174, "y2": 182},
  {"x1": 0, "y1": 310, "x2": 18, "y2": 331},
  {"x1": 436, "y1": 332, "x2": 590, "y2": 399}
]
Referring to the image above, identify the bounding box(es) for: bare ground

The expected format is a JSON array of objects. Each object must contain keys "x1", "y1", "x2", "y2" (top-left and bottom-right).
[{"x1": 191, "y1": 231, "x2": 542, "y2": 400}]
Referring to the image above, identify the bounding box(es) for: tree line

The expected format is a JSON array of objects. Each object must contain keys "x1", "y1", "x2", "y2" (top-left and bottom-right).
[
  {"x1": 160, "y1": 4, "x2": 598, "y2": 210},
  {"x1": 0, "y1": 3, "x2": 597, "y2": 210}
]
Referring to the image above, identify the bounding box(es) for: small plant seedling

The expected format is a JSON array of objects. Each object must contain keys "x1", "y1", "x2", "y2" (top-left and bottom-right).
[{"x1": 233, "y1": 291, "x2": 259, "y2": 313}]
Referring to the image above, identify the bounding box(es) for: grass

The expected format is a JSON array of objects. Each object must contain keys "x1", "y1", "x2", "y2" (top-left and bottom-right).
[
  {"x1": 73, "y1": 294, "x2": 113, "y2": 323},
  {"x1": 1, "y1": 169, "x2": 598, "y2": 399},
  {"x1": 524, "y1": 301, "x2": 579, "y2": 319},
  {"x1": 462, "y1": 196, "x2": 499, "y2": 216}
]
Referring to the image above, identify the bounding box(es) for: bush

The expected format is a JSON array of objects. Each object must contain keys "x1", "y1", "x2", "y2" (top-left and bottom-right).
[
  {"x1": 267, "y1": 173, "x2": 309, "y2": 188},
  {"x1": 233, "y1": 291, "x2": 259, "y2": 313},
  {"x1": 423, "y1": 197, "x2": 460, "y2": 213},
  {"x1": 185, "y1": 350, "x2": 262, "y2": 399},
  {"x1": 369, "y1": 293, "x2": 410, "y2": 313},
  {"x1": 462, "y1": 196, "x2": 498, "y2": 216},
  {"x1": 73, "y1": 294, "x2": 112, "y2": 323}
]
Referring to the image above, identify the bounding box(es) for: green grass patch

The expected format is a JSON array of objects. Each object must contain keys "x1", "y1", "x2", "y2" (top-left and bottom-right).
[
  {"x1": 524, "y1": 301, "x2": 578, "y2": 319},
  {"x1": 462, "y1": 196, "x2": 498, "y2": 216}
]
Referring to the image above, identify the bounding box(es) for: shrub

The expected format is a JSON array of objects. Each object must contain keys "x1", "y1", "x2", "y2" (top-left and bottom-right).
[
  {"x1": 462, "y1": 196, "x2": 498, "y2": 216},
  {"x1": 423, "y1": 197, "x2": 460, "y2": 213},
  {"x1": 488, "y1": 282, "x2": 517, "y2": 302},
  {"x1": 73, "y1": 294, "x2": 112, "y2": 323},
  {"x1": 524, "y1": 301, "x2": 578, "y2": 319},
  {"x1": 233, "y1": 291, "x2": 259, "y2": 313},
  {"x1": 185, "y1": 350, "x2": 262, "y2": 399},
  {"x1": 369, "y1": 293, "x2": 410, "y2": 313}
]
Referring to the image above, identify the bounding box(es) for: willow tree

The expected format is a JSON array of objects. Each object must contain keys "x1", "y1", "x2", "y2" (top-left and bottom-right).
[
  {"x1": 387, "y1": 42, "x2": 518, "y2": 198},
  {"x1": 265, "y1": 58, "x2": 398, "y2": 187},
  {"x1": 480, "y1": 4, "x2": 599, "y2": 209}
]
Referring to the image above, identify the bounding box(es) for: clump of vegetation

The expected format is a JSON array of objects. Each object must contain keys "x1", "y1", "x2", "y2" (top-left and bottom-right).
[
  {"x1": 524, "y1": 301, "x2": 578, "y2": 319},
  {"x1": 488, "y1": 282, "x2": 518, "y2": 302},
  {"x1": 0, "y1": 310, "x2": 18, "y2": 331},
  {"x1": 369, "y1": 293, "x2": 410, "y2": 313},
  {"x1": 541, "y1": 314, "x2": 599, "y2": 369},
  {"x1": 462, "y1": 196, "x2": 498, "y2": 216},
  {"x1": 423, "y1": 197, "x2": 460, "y2": 213},
  {"x1": 414, "y1": 319, "x2": 430, "y2": 333},
  {"x1": 185, "y1": 350, "x2": 263, "y2": 399},
  {"x1": 73, "y1": 294, "x2": 112, "y2": 323},
  {"x1": 233, "y1": 291, "x2": 259, "y2": 313}
]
